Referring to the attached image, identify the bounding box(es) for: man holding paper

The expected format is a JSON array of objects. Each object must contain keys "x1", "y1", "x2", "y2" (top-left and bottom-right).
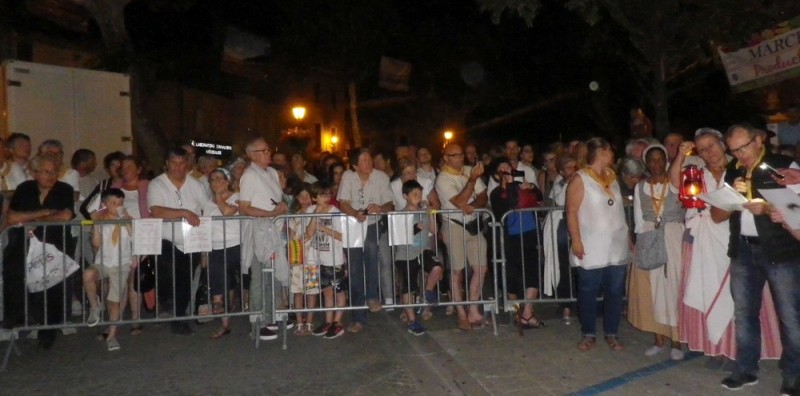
[
  {"x1": 712, "y1": 123, "x2": 800, "y2": 395},
  {"x1": 147, "y1": 147, "x2": 210, "y2": 335}
]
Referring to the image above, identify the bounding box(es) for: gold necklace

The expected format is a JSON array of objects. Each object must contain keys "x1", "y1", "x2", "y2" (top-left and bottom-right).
[
  {"x1": 584, "y1": 166, "x2": 617, "y2": 206},
  {"x1": 648, "y1": 179, "x2": 668, "y2": 229}
]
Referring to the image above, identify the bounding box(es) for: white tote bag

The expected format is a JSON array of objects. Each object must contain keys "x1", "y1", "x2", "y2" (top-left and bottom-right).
[{"x1": 25, "y1": 237, "x2": 80, "y2": 292}]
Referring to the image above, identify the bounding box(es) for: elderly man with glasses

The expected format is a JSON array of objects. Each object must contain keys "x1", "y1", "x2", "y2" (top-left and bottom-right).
[
  {"x1": 435, "y1": 143, "x2": 489, "y2": 331},
  {"x1": 711, "y1": 123, "x2": 800, "y2": 395}
]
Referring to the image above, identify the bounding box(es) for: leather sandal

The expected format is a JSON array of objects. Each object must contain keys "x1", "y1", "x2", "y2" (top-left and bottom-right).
[
  {"x1": 457, "y1": 317, "x2": 472, "y2": 331},
  {"x1": 605, "y1": 336, "x2": 625, "y2": 351},
  {"x1": 577, "y1": 336, "x2": 597, "y2": 351},
  {"x1": 211, "y1": 326, "x2": 231, "y2": 339},
  {"x1": 519, "y1": 315, "x2": 545, "y2": 330}
]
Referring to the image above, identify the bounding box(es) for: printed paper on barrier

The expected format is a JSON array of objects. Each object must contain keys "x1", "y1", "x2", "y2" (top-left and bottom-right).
[
  {"x1": 388, "y1": 213, "x2": 415, "y2": 246},
  {"x1": 133, "y1": 218, "x2": 163, "y2": 255},
  {"x1": 339, "y1": 216, "x2": 366, "y2": 248},
  {"x1": 182, "y1": 217, "x2": 213, "y2": 253},
  {"x1": 25, "y1": 237, "x2": 80, "y2": 292}
]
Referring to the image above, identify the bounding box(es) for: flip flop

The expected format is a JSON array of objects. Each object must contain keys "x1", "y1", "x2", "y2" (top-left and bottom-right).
[
  {"x1": 211, "y1": 327, "x2": 231, "y2": 339},
  {"x1": 457, "y1": 318, "x2": 472, "y2": 331}
]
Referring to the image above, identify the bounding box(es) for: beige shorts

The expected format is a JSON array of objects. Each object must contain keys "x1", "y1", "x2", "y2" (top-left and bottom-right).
[
  {"x1": 290, "y1": 265, "x2": 320, "y2": 295},
  {"x1": 89, "y1": 264, "x2": 130, "y2": 303},
  {"x1": 441, "y1": 221, "x2": 487, "y2": 272}
]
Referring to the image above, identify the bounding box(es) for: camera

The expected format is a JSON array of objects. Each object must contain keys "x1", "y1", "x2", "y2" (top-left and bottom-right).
[{"x1": 511, "y1": 170, "x2": 525, "y2": 183}]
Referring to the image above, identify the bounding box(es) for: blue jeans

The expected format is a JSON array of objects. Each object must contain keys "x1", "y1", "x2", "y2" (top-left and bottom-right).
[
  {"x1": 346, "y1": 224, "x2": 380, "y2": 324},
  {"x1": 576, "y1": 265, "x2": 627, "y2": 338},
  {"x1": 730, "y1": 240, "x2": 800, "y2": 380}
]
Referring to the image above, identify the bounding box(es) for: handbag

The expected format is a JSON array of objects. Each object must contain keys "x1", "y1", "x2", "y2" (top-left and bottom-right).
[
  {"x1": 450, "y1": 216, "x2": 488, "y2": 236},
  {"x1": 288, "y1": 239, "x2": 304, "y2": 266},
  {"x1": 634, "y1": 228, "x2": 667, "y2": 270},
  {"x1": 133, "y1": 255, "x2": 157, "y2": 311},
  {"x1": 25, "y1": 236, "x2": 80, "y2": 292}
]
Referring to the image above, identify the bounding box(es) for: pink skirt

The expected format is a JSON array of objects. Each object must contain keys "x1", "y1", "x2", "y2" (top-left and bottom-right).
[{"x1": 678, "y1": 230, "x2": 782, "y2": 359}]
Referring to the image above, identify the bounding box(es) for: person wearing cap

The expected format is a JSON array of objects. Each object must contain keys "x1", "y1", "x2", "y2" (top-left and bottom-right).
[{"x1": 711, "y1": 123, "x2": 800, "y2": 394}]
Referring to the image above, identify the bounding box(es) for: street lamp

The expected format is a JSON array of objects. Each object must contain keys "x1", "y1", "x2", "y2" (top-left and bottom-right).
[
  {"x1": 331, "y1": 134, "x2": 339, "y2": 152},
  {"x1": 292, "y1": 106, "x2": 306, "y2": 122},
  {"x1": 443, "y1": 130, "x2": 454, "y2": 148}
]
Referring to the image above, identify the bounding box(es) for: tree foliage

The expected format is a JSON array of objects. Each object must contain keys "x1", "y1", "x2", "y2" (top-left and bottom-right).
[{"x1": 479, "y1": 0, "x2": 800, "y2": 136}]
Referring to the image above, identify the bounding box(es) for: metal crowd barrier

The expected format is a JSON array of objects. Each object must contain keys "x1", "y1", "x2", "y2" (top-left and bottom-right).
[
  {"x1": 0, "y1": 216, "x2": 272, "y2": 371},
  {"x1": 273, "y1": 208, "x2": 501, "y2": 349},
  {"x1": 497, "y1": 205, "x2": 635, "y2": 325}
]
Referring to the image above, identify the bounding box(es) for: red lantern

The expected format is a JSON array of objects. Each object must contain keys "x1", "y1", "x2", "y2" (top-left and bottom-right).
[{"x1": 679, "y1": 165, "x2": 706, "y2": 209}]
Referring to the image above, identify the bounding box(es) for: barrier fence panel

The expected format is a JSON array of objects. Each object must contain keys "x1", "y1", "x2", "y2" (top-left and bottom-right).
[
  {"x1": 497, "y1": 205, "x2": 635, "y2": 328},
  {"x1": 0, "y1": 216, "x2": 271, "y2": 370},
  {"x1": 273, "y1": 208, "x2": 501, "y2": 349}
]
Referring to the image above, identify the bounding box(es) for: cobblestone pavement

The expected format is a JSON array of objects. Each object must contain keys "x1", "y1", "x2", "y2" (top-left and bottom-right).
[{"x1": 0, "y1": 306, "x2": 784, "y2": 395}]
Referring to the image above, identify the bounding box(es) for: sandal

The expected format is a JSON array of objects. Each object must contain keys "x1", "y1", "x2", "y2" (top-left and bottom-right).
[
  {"x1": 399, "y1": 312, "x2": 408, "y2": 323},
  {"x1": 519, "y1": 315, "x2": 545, "y2": 330},
  {"x1": 605, "y1": 336, "x2": 625, "y2": 351},
  {"x1": 421, "y1": 310, "x2": 433, "y2": 321},
  {"x1": 457, "y1": 317, "x2": 472, "y2": 331},
  {"x1": 211, "y1": 326, "x2": 231, "y2": 339},
  {"x1": 577, "y1": 336, "x2": 597, "y2": 351},
  {"x1": 130, "y1": 325, "x2": 143, "y2": 336}
]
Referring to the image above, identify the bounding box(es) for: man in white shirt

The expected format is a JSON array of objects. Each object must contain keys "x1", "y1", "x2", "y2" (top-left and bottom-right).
[
  {"x1": 148, "y1": 147, "x2": 210, "y2": 335},
  {"x1": 6, "y1": 133, "x2": 32, "y2": 181},
  {"x1": 238, "y1": 137, "x2": 288, "y2": 341},
  {"x1": 337, "y1": 147, "x2": 393, "y2": 333},
  {"x1": 435, "y1": 143, "x2": 489, "y2": 330}
]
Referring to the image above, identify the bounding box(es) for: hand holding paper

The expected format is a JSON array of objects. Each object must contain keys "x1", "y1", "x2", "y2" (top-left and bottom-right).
[{"x1": 698, "y1": 183, "x2": 748, "y2": 212}]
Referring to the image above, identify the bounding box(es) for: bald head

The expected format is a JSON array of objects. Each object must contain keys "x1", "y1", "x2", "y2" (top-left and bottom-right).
[{"x1": 442, "y1": 143, "x2": 464, "y2": 169}]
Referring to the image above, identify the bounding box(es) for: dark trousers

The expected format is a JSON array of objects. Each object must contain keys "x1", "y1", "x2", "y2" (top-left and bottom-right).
[{"x1": 160, "y1": 240, "x2": 200, "y2": 317}]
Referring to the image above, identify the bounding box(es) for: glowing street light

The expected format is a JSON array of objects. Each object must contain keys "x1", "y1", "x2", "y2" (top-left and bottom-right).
[
  {"x1": 443, "y1": 130, "x2": 454, "y2": 148},
  {"x1": 292, "y1": 106, "x2": 306, "y2": 122}
]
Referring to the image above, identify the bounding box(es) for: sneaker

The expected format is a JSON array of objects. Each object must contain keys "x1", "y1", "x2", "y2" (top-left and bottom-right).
[
  {"x1": 61, "y1": 326, "x2": 77, "y2": 335},
  {"x1": 385, "y1": 298, "x2": 395, "y2": 312},
  {"x1": 670, "y1": 348, "x2": 685, "y2": 361},
  {"x1": 87, "y1": 308, "x2": 101, "y2": 327},
  {"x1": 779, "y1": 377, "x2": 798, "y2": 396},
  {"x1": 71, "y1": 300, "x2": 83, "y2": 316},
  {"x1": 106, "y1": 337, "x2": 120, "y2": 351},
  {"x1": 407, "y1": 321, "x2": 425, "y2": 336},
  {"x1": 445, "y1": 305, "x2": 455, "y2": 316},
  {"x1": 644, "y1": 345, "x2": 665, "y2": 357},
  {"x1": 324, "y1": 322, "x2": 345, "y2": 339},
  {"x1": 424, "y1": 291, "x2": 438, "y2": 305},
  {"x1": 258, "y1": 327, "x2": 278, "y2": 341},
  {"x1": 266, "y1": 319, "x2": 295, "y2": 331},
  {"x1": 721, "y1": 373, "x2": 759, "y2": 390},
  {"x1": 312, "y1": 323, "x2": 332, "y2": 336}
]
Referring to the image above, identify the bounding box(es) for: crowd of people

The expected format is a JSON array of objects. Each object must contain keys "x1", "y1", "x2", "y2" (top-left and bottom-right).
[{"x1": 2, "y1": 123, "x2": 800, "y2": 394}]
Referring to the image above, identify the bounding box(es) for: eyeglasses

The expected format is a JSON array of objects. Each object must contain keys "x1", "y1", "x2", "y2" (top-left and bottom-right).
[
  {"x1": 35, "y1": 169, "x2": 58, "y2": 176},
  {"x1": 728, "y1": 137, "x2": 755, "y2": 155},
  {"x1": 444, "y1": 152, "x2": 464, "y2": 157},
  {"x1": 176, "y1": 190, "x2": 183, "y2": 207},
  {"x1": 357, "y1": 188, "x2": 365, "y2": 206}
]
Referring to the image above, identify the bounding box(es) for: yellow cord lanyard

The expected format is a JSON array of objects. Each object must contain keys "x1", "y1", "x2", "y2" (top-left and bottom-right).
[
  {"x1": 648, "y1": 180, "x2": 668, "y2": 228},
  {"x1": 584, "y1": 167, "x2": 617, "y2": 206}
]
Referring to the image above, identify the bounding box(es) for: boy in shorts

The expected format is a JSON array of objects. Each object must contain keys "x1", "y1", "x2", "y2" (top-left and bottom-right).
[
  {"x1": 395, "y1": 180, "x2": 443, "y2": 335},
  {"x1": 83, "y1": 188, "x2": 133, "y2": 351},
  {"x1": 305, "y1": 182, "x2": 348, "y2": 339}
]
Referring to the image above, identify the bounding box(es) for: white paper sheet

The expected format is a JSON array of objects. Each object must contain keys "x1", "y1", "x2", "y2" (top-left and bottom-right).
[
  {"x1": 758, "y1": 188, "x2": 800, "y2": 230},
  {"x1": 182, "y1": 217, "x2": 213, "y2": 253},
  {"x1": 698, "y1": 183, "x2": 748, "y2": 212},
  {"x1": 388, "y1": 213, "x2": 415, "y2": 246},
  {"x1": 133, "y1": 218, "x2": 163, "y2": 255},
  {"x1": 339, "y1": 216, "x2": 367, "y2": 248}
]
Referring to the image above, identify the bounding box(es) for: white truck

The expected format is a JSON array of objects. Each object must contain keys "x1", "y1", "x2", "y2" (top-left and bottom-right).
[{"x1": 0, "y1": 60, "x2": 133, "y2": 160}]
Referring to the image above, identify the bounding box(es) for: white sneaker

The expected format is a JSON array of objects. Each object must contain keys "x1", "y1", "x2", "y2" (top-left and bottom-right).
[
  {"x1": 87, "y1": 308, "x2": 102, "y2": 327},
  {"x1": 71, "y1": 300, "x2": 83, "y2": 316},
  {"x1": 61, "y1": 326, "x2": 77, "y2": 335},
  {"x1": 26, "y1": 330, "x2": 38, "y2": 339},
  {"x1": 385, "y1": 298, "x2": 394, "y2": 312},
  {"x1": 0, "y1": 329, "x2": 13, "y2": 341},
  {"x1": 644, "y1": 345, "x2": 665, "y2": 356},
  {"x1": 106, "y1": 337, "x2": 121, "y2": 351},
  {"x1": 670, "y1": 347, "x2": 685, "y2": 360}
]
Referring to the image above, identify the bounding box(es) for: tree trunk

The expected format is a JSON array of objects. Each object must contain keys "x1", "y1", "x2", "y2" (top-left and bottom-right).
[
  {"x1": 652, "y1": 57, "x2": 670, "y2": 139},
  {"x1": 128, "y1": 62, "x2": 167, "y2": 169},
  {"x1": 348, "y1": 81, "x2": 361, "y2": 147}
]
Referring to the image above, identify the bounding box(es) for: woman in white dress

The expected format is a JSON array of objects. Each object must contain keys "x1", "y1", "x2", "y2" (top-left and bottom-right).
[{"x1": 566, "y1": 137, "x2": 631, "y2": 351}]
